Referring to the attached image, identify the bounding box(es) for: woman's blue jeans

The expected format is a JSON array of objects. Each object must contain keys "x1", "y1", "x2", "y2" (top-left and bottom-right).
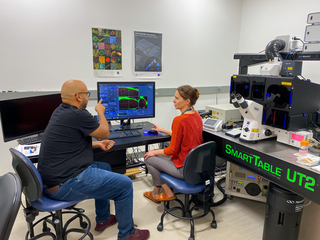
[{"x1": 43, "y1": 161, "x2": 135, "y2": 239}]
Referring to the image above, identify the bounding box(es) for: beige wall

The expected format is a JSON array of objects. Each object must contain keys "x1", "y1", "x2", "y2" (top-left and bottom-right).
[{"x1": 299, "y1": 200, "x2": 320, "y2": 240}]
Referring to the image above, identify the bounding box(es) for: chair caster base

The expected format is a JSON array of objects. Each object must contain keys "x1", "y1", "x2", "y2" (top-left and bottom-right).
[
  {"x1": 157, "y1": 223, "x2": 163, "y2": 232},
  {"x1": 188, "y1": 236, "x2": 195, "y2": 240},
  {"x1": 80, "y1": 222, "x2": 88, "y2": 228},
  {"x1": 211, "y1": 220, "x2": 217, "y2": 229}
]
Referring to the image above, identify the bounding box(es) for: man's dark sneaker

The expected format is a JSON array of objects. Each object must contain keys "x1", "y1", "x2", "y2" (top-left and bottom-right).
[
  {"x1": 95, "y1": 214, "x2": 117, "y2": 232},
  {"x1": 119, "y1": 229, "x2": 150, "y2": 240}
]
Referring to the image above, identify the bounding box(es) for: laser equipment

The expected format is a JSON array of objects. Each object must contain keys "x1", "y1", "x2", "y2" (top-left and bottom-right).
[{"x1": 231, "y1": 35, "x2": 320, "y2": 144}]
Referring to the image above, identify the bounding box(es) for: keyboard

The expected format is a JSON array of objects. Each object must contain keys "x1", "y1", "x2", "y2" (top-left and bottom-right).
[
  {"x1": 18, "y1": 135, "x2": 42, "y2": 145},
  {"x1": 108, "y1": 130, "x2": 141, "y2": 139}
]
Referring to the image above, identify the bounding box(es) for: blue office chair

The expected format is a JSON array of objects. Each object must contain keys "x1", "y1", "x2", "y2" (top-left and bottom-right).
[
  {"x1": 157, "y1": 141, "x2": 217, "y2": 240},
  {"x1": 9, "y1": 148, "x2": 93, "y2": 240},
  {"x1": 0, "y1": 172, "x2": 22, "y2": 240}
]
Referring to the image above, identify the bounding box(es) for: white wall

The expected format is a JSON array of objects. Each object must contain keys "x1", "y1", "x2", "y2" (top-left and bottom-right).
[
  {"x1": 0, "y1": 0, "x2": 242, "y2": 175},
  {"x1": 239, "y1": 0, "x2": 320, "y2": 81},
  {"x1": 0, "y1": 0, "x2": 241, "y2": 91}
]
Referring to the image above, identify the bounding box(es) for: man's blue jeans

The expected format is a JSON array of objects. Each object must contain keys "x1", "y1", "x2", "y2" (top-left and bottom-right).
[{"x1": 44, "y1": 161, "x2": 135, "y2": 239}]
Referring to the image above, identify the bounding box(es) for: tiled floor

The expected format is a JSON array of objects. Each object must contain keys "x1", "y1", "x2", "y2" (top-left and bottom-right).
[{"x1": 10, "y1": 172, "x2": 266, "y2": 240}]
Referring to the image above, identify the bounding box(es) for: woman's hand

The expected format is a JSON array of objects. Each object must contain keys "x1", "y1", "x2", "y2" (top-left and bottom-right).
[
  {"x1": 144, "y1": 150, "x2": 157, "y2": 160},
  {"x1": 151, "y1": 123, "x2": 172, "y2": 136},
  {"x1": 151, "y1": 123, "x2": 163, "y2": 132}
]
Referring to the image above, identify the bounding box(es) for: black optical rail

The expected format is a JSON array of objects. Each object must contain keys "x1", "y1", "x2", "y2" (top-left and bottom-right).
[
  {"x1": 234, "y1": 52, "x2": 320, "y2": 61},
  {"x1": 234, "y1": 52, "x2": 320, "y2": 74}
]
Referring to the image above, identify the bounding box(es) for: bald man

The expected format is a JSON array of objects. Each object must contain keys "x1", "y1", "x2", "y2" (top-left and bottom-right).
[{"x1": 38, "y1": 80, "x2": 150, "y2": 240}]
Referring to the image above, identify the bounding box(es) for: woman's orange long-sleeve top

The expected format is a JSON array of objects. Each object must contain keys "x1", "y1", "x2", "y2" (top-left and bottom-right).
[{"x1": 163, "y1": 112, "x2": 203, "y2": 168}]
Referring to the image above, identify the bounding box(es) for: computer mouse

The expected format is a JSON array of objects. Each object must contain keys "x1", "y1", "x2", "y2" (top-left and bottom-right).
[{"x1": 148, "y1": 130, "x2": 158, "y2": 134}]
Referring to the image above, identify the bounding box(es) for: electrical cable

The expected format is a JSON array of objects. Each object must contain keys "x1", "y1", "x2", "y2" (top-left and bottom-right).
[
  {"x1": 294, "y1": 37, "x2": 305, "y2": 46},
  {"x1": 304, "y1": 200, "x2": 312, "y2": 207},
  {"x1": 112, "y1": 121, "x2": 126, "y2": 132},
  {"x1": 210, "y1": 177, "x2": 228, "y2": 207},
  {"x1": 126, "y1": 150, "x2": 133, "y2": 165},
  {"x1": 284, "y1": 46, "x2": 303, "y2": 60},
  {"x1": 305, "y1": 127, "x2": 320, "y2": 142},
  {"x1": 199, "y1": 111, "x2": 212, "y2": 118},
  {"x1": 215, "y1": 166, "x2": 226, "y2": 176},
  {"x1": 311, "y1": 121, "x2": 319, "y2": 128},
  {"x1": 136, "y1": 147, "x2": 143, "y2": 161},
  {"x1": 131, "y1": 148, "x2": 138, "y2": 163},
  {"x1": 131, "y1": 147, "x2": 141, "y2": 163},
  {"x1": 112, "y1": 118, "x2": 131, "y2": 131},
  {"x1": 313, "y1": 135, "x2": 320, "y2": 142}
]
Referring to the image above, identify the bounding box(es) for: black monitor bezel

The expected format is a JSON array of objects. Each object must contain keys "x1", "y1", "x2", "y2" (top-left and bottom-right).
[
  {"x1": 0, "y1": 93, "x2": 62, "y2": 142},
  {"x1": 96, "y1": 81, "x2": 156, "y2": 121}
]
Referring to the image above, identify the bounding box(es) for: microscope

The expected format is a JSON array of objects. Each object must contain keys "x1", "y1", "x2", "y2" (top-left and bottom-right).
[
  {"x1": 230, "y1": 93, "x2": 276, "y2": 142},
  {"x1": 230, "y1": 35, "x2": 320, "y2": 145}
]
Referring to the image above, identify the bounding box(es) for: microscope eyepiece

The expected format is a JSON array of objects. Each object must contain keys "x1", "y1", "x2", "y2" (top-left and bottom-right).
[
  {"x1": 235, "y1": 93, "x2": 242, "y2": 100},
  {"x1": 234, "y1": 93, "x2": 248, "y2": 109},
  {"x1": 230, "y1": 93, "x2": 240, "y2": 108}
]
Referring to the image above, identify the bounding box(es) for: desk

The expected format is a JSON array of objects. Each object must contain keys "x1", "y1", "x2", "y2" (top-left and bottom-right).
[
  {"x1": 203, "y1": 129, "x2": 320, "y2": 239},
  {"x1": 203, "y1": 129, "x2": 320, "y2": 204},
  {"x1": 93, "y1": 121, "x2": 171, "y2": 173},
  {"x1": 28, "y1": 122, "x2": 170, "y2": 172}
]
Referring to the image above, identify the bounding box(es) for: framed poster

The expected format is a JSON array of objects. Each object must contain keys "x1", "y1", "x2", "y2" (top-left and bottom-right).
[
  {"x1": 134, "y1": 31, "x2": 162, "y2": 78},
  {"x1": 92, "y1": 28, "x2": 122, "y2": 77}
]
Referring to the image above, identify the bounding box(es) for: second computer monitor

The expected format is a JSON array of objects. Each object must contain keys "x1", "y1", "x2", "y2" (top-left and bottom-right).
[{"x1": 97, "y1": 81, "x2": 155, "y2": 123}]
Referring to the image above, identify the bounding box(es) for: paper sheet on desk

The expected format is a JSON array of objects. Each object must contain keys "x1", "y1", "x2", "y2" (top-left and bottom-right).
[
  {"x1": 311, "y1": 165, "x2": 320, "y2": 172},
  {"x1": 15, "y1": 143, "x2": 41, "y2": 157},
  {"x1": 294, "y1": 153, "x2": 320, "y2": 167}
]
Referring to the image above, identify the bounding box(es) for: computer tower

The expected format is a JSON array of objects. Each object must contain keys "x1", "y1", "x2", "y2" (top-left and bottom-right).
[{"x1": 225, "y1": 162, "x2": 269, "y2": 202}]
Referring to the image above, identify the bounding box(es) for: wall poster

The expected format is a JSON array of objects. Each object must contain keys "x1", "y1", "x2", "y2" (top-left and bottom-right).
[
  {"x1": 92, "y1": 28, "x2": 122, "y2": 77},
  {"x1": 134, "y1": 31, "x2": 162, "y2": 78}
]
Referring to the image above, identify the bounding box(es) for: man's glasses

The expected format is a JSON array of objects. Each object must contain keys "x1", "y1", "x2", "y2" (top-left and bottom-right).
[{"x1": 75, "y1": 92, "x2": 91, "y2": 97}]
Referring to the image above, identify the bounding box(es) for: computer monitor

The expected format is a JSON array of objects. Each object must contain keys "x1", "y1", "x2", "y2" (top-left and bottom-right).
[
  {"x1": 97, "y1": 81, "x2": 155, "y2": 129},
  {"x1": 0, "y1": 94, "x2": 62, "y2": 142}
]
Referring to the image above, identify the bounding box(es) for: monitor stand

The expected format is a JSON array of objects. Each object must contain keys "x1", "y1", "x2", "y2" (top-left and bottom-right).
[{"x1": 119, "y1": 119, "x2": 143, "y2": 130}]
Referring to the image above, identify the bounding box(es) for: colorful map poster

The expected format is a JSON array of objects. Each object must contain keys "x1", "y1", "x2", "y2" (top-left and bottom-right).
[
  {"x1": 134, "y1": 31, "x2": 162, "y2": 78},
  {"x1": 92, "y1": 28, "x2": 122, "y2": 77}
]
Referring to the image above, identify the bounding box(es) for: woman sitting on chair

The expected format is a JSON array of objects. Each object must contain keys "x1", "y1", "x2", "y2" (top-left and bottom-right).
[{"x1": 144, "y1": 85, "x2": 203, "y2": 203}]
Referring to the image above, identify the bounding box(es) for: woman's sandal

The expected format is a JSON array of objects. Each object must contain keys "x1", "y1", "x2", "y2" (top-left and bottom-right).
[
  {"x1": 156, "y1": 191, "x2": 176, "y2": 202},
  {"x1": 143, "y1": 191, "x2": 160, "y2": 203}
]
